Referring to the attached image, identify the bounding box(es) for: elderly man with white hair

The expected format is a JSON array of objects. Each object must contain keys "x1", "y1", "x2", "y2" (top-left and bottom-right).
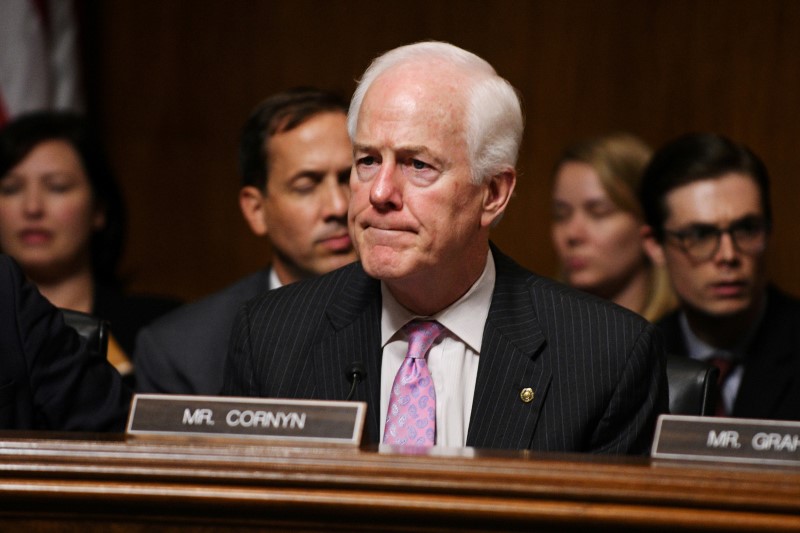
[{"x1": 223, "y1": 41, "x2": 667, "y2": 453}]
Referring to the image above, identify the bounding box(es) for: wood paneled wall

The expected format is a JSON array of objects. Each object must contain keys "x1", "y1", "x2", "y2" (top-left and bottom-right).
[{"x1": 91, "y1": 0, "x2": 800, "y2": 301}]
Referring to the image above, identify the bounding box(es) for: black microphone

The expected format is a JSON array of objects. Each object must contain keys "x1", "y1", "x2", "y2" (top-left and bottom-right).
[{"x1": 344, "y1": 361, "x2": 366, "y2": 401}]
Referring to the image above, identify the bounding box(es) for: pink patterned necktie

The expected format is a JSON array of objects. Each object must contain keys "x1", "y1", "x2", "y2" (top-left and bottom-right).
[{"x1": 383, "y1": 320, "x2": 445, "y2": 446}]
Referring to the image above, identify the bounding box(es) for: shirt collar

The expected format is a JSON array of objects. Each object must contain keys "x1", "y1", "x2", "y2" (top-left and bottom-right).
[
  {"x1": 679, "y1": 313, "x2": 729, "y2": 360},
  {"x1": 268, "y1": 267, "x2": 283, "y2": 290},
  {"x1": 380, "y1": 251, "x2": 496, "y2": 352}
]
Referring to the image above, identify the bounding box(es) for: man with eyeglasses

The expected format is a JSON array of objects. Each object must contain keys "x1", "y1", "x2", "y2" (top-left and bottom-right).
[{"x1": 640, "y1": 132, "x2": 800, "y2": 420}]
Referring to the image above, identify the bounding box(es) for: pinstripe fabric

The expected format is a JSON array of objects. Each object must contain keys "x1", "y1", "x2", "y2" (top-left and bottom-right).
[{"x1": 223, "y1": 246, "x2": 667, "y2": 454}]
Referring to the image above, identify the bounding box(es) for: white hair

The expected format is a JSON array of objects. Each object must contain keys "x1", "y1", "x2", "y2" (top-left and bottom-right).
[{"x1": 347, "y1": 41, "x2": 524, "y2": 185}]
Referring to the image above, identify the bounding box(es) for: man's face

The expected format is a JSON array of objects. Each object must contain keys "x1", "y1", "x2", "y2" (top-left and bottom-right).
[
  {"x1": 349, "y1": 64, "x2": 503, "y2": 302},
  {"x1": 260, "y1": 111, "x2": 356, "y2": 283},
  {"x1": 660, "y1": 173, "x2": 768, "y2": 318}
]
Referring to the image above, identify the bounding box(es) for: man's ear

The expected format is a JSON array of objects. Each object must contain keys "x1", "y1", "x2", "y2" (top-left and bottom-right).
[
  {"x1": 481, "y1": 169, "x2": 516, "y2": 228},
  {"x1": 239, "y1": 186, "x2": 269, "y2": 236},
  {"x1": 641, "y1": 224, "x2": 665, "y2": 266}
]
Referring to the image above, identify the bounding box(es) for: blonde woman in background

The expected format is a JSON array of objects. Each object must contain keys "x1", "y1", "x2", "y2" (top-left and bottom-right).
[{"x1": 551, "y1": 132, "x2": 676, "y2": 322}]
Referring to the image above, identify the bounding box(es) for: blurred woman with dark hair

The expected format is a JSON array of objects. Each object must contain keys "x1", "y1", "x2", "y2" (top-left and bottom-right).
[{"x1": 0, "y1": 111, "x2": 179, "y2": 381}]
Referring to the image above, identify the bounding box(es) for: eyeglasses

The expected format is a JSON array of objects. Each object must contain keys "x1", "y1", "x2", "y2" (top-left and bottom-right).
[{"x1": 663, "y1": 216, "x2": 769, "y2": 262}]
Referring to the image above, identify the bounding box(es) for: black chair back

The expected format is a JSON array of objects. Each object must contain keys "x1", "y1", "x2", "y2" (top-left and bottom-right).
[
  {"x1": 60, "y1": 309, "x2": 110, "y2": 360},
  {"x1": 666, "y1": 355, "x2": 719, "y2": 416}
]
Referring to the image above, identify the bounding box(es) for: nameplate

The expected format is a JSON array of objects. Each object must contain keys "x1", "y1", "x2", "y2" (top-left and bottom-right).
[
  {"x1": 126, "y1": 394, "x2": 366, "y2": 446},
  {"x1": 651, "y1": 414, "x2": 800, "y2": 467}
]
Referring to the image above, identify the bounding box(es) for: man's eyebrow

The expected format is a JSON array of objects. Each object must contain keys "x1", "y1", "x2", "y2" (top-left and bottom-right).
[
  {"x1": 352, "y1": 143, "x2": 431, "y2": 154},
  {"x1": 351, "y1": 143, "x2": 447, "y2": 168},
  {"x1": 396, "y1": 145, "x2": 431, "y2": 155},
  {"x1": 679, "y1": 214, "x2": 764, "y2": 230}
]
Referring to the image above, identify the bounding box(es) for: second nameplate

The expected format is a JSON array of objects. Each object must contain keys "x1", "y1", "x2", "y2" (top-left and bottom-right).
[{"x1": 651, "y1": 414, "x2": 800, "y2": 467}]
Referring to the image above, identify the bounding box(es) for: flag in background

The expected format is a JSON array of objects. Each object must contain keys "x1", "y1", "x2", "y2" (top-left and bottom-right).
[{"x1": 0, "y1": 0, "x2": 84, "y2": 127}]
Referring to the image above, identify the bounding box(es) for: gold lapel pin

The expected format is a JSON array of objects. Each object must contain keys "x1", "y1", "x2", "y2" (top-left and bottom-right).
[{"x1": 519, "y1": 387, "x2": 535, "y2": 403}]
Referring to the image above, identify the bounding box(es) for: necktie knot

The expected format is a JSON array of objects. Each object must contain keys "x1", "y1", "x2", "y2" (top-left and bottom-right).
[
  {"x1": 709, "y1": 355, "x2": 735, "y2": 385},
  {"x1": 403, "y1": 320, "x2": 445, "y2": 360},
  {"x1": 709, "y1": 354, "x2": 737, "y2": 416}
]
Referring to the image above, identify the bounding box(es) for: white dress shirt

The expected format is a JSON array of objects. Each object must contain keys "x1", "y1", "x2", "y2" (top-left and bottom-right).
[{"x1": 379, "y1": 252, "x2": 495, "y2": 447}]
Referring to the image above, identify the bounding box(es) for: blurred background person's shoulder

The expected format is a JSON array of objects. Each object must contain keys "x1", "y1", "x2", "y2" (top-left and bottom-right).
[
  {"x1": 0, "y1": 110, "x2": 181, "y2": 385},
  {"x1": 0, "y1": 253, "x2": 131, "y2": 431}
]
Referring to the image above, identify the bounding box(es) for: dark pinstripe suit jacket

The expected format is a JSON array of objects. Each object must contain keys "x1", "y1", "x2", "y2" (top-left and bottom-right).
[{"x1": 223, "y1": 247, "x2": 668, "y2": 454}]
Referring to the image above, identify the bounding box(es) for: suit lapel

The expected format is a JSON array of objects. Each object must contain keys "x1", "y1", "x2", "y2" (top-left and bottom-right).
[
  {"x1": 312, "y1": 264, "x2": 383, "y2": 443},
  {"x1": 734, "y1": 289, "x2": 796, "y2": 418},
  {"x1": 467, "y1": 250, "x2": 550, "y2": 449}
]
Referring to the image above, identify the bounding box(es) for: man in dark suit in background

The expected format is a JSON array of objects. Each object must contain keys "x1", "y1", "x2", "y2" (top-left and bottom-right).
[
  {"x1": 134, "y1": 88, "x2": 357, "y2": 395},
  {"x1": 640, "y1": 132, "x2": 800, "y2": 420},
  {"x1": 223, "y1": 42, "x2": 666, "y2": 453},
  {"x1": 1, "y1": 253, "x2": 130, "y2": 431}
]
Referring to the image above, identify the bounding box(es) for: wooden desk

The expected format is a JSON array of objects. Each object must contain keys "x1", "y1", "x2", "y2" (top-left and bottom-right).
[{"x1": 0, "y1": 433, "x2": 798, "y2": 531}]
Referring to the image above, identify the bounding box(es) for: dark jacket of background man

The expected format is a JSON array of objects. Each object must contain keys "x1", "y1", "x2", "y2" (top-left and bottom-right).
[{"x1": 658, "y1": 285, "x2": 800, "y2": 420}]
